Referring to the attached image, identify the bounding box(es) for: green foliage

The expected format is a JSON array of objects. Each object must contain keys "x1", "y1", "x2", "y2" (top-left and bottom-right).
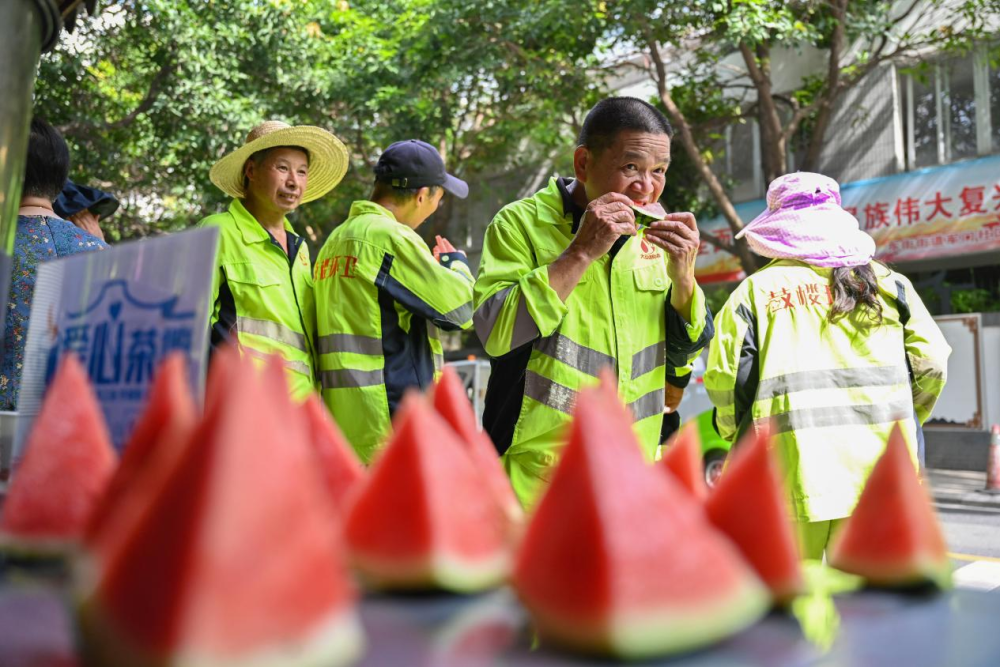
[
  {"x1": 36, "y1": 0, "x2": 605, "y2": 245},
  {"x1": 951, "y1": 288, "x2": 1000, "y2": 314}
]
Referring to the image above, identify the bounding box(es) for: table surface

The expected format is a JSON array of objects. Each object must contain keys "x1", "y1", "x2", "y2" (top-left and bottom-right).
[{"x1": 3, "y1": 570, "x2": 1000, "y2": 667}]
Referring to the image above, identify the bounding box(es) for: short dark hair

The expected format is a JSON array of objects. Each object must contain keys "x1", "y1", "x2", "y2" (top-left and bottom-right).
[
  {"x1": 577, "y1": 97, "x2": 674, "y2": 155},
  {"x1": 243, "y1": 145, "x2": 310, "y2": 189},
  {"x1": 23, "y1": 118, "x2": 70, "y2": 202},
  {"x1": 370, "y1": 181, "x2": 442, "y2": 205}
]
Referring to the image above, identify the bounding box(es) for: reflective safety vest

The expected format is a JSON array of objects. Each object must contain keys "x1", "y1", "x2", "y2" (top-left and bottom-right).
[
  {"x1": 198, "y1": 199, "x2": 318, "y2": 400},
  {"x1": 474, "y1": 177, "x2": 713, "y2": 508},
  {"x1": 704, "y1": 259, "x2": 951, "y2": 522},
  {"x1": 313, "y1": 200, "x2": 474, "y2": 462}
]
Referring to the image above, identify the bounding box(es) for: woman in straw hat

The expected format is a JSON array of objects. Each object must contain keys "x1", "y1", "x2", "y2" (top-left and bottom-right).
[
  {"x1": 704, "y1": 172, "x2": 950, "y2": 559},
  {"x1": 198, "y1": 120, "x2": 348, "y2": 400}
]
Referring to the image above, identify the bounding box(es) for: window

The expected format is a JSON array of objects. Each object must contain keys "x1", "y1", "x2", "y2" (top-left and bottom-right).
[
  {"x1": 991, "y1": 56, "x2": 1000, "y2": 152},
  {"x1": 942, "y1": 54, "x2": 977, "y2": 161},
  {"x1": 902, "y1": 49, "x2": 997, "y2": 170}
]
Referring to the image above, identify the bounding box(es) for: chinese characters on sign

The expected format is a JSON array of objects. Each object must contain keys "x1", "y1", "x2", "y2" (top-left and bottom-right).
[{"x1": 13, "y1": 228, "x2": 218, "y2": 463}]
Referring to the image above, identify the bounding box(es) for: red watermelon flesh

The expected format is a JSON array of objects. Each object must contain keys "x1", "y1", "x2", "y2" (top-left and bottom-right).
[
  {"x1": 84, "y1": 354, "x2": 197, "y2": 557},
  {"x1": 513, "y1": 386, "x2": 768, "y2": 660},
  {"x1": 431, "y1": 366, "x2": 523, "y2": 525},
  {"x1": 659, "y1": 421, "x2": 708, "y2": 501},
  {"x1": 300, "y1": 393, "x2": 366, "y2": 515},
  {"x1": 705, "y1": 424, "x2": 804, "y2": 604},
  {"x1": 829, "y1": 422, "x2": 951, "y2": 588},
  {"x1": 344, "y1": 393, "x2": 510, "y2": 593},
  {"x1": 80, "y1": 355, "x2": 362, "y2": 666},
  {"x1": 0, "y1": 354, "x2": 117, "y2": 551},
  {"x1": 202, "y1": 344, "x2": 241, "y2": 417}
]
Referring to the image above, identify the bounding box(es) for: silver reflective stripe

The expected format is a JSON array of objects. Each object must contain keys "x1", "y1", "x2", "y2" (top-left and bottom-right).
[
  {"x1": 535, "y1": 333, "x2": 615, "y2": 378},
  {"x1": 757, "y1": 366, "x2": 909, "y2": 400},
  {"x1": 237, "y1": 316, "x2": 307, "y2": 352},
  {"x1": 317, "y1": 333, "x2": 382, "y2": 356},
  {"x1": 241, "y1": 347, "x2": 311, "y2": 377},
  {"x1": 631, "y1": 341, "x2": 666, "y2": 380},
  {"x1": 524, "y1": 371, "x2": 577, "y2": 414},
  {"x1": 629, "y1": 389, "x2": 665, "y2": 422},
  {"x1": 320, "y1": 368, "x2": 384, "y2": 390},
  {"x1": 434, "y1": 354, "x2": 444, "y2": 372},
  {"x1": 474, "y1": 287, "x2": 540, "y2": 350},
  {"x1": 426, "y1": 321, "x2": 440, "y2": 341},
  {"x1": 443, "y1": 301, "x2": 474, "y2": 326},
  {"x1": 707, "y1": 387, "x2": 734, "y2": 406},
  {"x1": 762, "y1": 398, "x2": 912, "y2": 435}
]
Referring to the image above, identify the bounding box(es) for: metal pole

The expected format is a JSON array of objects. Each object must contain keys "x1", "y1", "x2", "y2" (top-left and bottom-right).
[{"x1": 0, "y1": 0, "x2": 60, "y2": 306}]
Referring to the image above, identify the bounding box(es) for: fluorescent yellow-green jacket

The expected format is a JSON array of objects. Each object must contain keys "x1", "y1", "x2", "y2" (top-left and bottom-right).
[
  {"x1": 705, "y1": 259, "x2": 950, "y2": 522},
  {"x1": 199, "y1": 199, "x2": 318, "y2": 400},
  {"x1": 474, "y1": 177, "x2": 713, "y2": 507},
  {"x1": 313, "y1": 200, "x2": 474, "y2": 462}
]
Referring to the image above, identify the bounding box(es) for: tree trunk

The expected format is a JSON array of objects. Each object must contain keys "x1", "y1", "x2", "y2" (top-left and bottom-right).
[
  {"x1": 646, "y1": 41, "x2": 759, "y2": 275},
  {"x1": 798, "y1": 0, "x2": 848, "y2": 172},
  {"x1": 740, "y1": 42, "x2": 786, "y2": 185}
]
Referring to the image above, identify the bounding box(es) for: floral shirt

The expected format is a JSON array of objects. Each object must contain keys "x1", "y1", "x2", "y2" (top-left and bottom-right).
[{"x1": 0, "y1": 215, "x2": 107, "y2": 410}]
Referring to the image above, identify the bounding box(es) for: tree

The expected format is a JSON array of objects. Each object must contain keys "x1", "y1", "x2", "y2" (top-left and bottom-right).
[
  {"x1": 601, "y1": 0, "x2": 1000, "y2": 274},
  {"x1": 34, "y1": 0, "x2": 605, "y2": 247}
]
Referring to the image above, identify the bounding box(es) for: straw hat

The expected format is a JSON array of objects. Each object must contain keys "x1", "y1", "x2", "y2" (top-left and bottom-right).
[{"x1": 209, "y1": 120, "x2": 349, "y2": 204}]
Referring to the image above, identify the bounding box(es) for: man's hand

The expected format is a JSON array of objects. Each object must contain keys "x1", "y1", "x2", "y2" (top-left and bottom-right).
[
  {"x1": 433, "y1": 235, "x2": 457, "y2": 263},
  {"x1": 644, "y1": 212, "x2": 699, "y2": 320},
  {"x1": 664, "y1": 384, "x2": 685, "y2": 414},
  {"x1": 568, "y1": 192, "x2": 638, "y2": 263},
  {"x1": 68, "y1": 209, "x2": 106, "y2": 243}
]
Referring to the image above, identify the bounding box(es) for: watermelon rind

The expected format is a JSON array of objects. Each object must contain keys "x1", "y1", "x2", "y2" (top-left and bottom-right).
[
  {"x1": 351, "y1": 549, "x2": 509, "y2": 594},
  {"x1": 0, "y1": 531, "x2": 77, "y2": 560},
  {"x1": 79, "y1": 597, "x2": 365, "y2": 667},
  {"x1": 829, "y1": 550, "x2": 953, "y2": 590},
  {"x1": 526, "y1": 575, "x2": 769, "y2": 660}
]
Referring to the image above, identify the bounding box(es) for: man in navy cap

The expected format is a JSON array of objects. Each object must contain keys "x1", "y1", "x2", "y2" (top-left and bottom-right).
[{"x1": 313, "y1": 139, "x2": 473, "y2": 461}]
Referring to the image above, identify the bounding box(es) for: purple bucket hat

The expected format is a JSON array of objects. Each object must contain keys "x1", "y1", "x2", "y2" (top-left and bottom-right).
[{"x1": 735, "y1": 172, "x2": 875, "y2": 268}]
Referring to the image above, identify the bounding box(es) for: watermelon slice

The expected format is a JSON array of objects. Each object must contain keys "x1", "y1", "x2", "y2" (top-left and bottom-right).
[
  {"x1": 659, "y1": 422, "x2": 708, "y2": 501},
  {"x1": 829, "y1": 422, "x2": 951, "y2": 588},
  {"x1": 300, "y1": 393, "x2": 366, "y2": 515},
  {"x1": 84, "y1": 354, "x2": 198, "y2": 561},
  {"x1": 0, "y1": 355, "x2": 117, "y2": 555},
  {"x1": 513, "y1": 385, "x2": 768, "y2": 660},
  {"x1": 431, "y1": 366, "x2": 523, "y2": 526},
  {"x1": 631, "y1": 201, "x2": 667, "y2": 228},
  {"x1": 79, "y1": 355, "x2": 363, "y2": 667},
  {"x1": 344, "y1": 393, "x2": 510, "y2": 593},
  {"x1": 704, "y1": 424, "x2": 804, "y2": 604}
]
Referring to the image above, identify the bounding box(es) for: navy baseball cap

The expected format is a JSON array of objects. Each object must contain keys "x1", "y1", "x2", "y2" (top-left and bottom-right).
[
  {"x1": 374, "y1": 139, "x2": 469, "y2": 199},
  {"x1": 53, "y1": 179, "x2": 120, "y2": 219}
]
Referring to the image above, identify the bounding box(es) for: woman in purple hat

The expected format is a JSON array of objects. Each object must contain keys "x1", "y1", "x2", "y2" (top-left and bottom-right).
[{"x1": 704, "y1": 172, "x2": 951, "y2": 559}]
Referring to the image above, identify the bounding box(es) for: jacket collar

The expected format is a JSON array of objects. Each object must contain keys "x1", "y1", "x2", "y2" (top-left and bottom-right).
[
  {"x1": 229, "y1": 199, "x2": 295, "y2": 245},
  {"x1": 348, "y1": 199, "x2": 397, "y2": 221}
]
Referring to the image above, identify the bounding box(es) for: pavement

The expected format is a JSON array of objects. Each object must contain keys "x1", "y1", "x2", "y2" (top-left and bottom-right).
[{"x1": 925, "y1": 468, "x2": 1000, "y2": 508}]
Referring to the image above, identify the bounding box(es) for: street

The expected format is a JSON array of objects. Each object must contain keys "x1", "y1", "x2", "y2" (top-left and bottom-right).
[{"x1": 930, "y1": 469, "x2": 1000, "y2": 592}]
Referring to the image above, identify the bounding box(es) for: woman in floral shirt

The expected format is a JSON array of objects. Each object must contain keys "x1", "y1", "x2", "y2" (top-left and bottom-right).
[{"x1": 0, "y1": 119, "x2": 108, "y2": 411}]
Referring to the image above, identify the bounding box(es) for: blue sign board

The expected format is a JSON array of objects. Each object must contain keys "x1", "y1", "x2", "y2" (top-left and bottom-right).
[{"x1": 12, "y1": 227, "x2": 218, "y2": 461}]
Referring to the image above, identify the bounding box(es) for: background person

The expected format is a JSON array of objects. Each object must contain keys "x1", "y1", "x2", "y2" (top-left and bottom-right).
[
  {"x1": 53, "y1": 179, "x2": 119, "y2": 243},
  {"x1": 1, "y1": 119, "x2": 108, "y2": 411},
  {"x1": 198, "y1": 120, "x2": 348, "y2": 401},
  {"x1": 313, "y1": 139, "x2": 473, "y2": 462},
  {"x1": 473, "y1": 97, "x2": 713, "y2": 507},
  {"x1": 704, "y1": 172, "x2": 951, "y2": 559}
]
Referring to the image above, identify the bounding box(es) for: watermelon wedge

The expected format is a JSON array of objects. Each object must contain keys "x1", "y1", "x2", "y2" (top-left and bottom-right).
[
  {"x1": 84, "y1": 354, "x2": 198, "y2": 562},
  {"x1": 829, "y1": 422, "x2": 952, "y2": 589},
  {"x1": 659, "y1": 422, "x2": 708, "y2": 501},
  {"x1": 300, "y1": 393, "x2": 366, "y2": 515},
  {"x1": 0, "y1": 355, "x2": 117, "y2": 555},
  {"x1": 704, "y1": 424, "x2": 804, "y2": 604},
  {"x1": 513, "y1": 385, "x2": 768, "y2": 660},
  {"x1": 344, "y1": 393, "x2": 510, "y2": 593},
  {"x1": 631, "y1": 201, "x2": 667, "y2": 228},
  {"x1": 79, "y1": 355, "x2": 363, "y2": 667},
  {"x1": 431, "y1": 366, "x2": 523, "y2": 526}
]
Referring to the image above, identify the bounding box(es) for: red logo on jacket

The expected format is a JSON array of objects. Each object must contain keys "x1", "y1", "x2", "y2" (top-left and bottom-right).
[{"x1": 316, "y1": 255, "x2": 359, "y2": 280}]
